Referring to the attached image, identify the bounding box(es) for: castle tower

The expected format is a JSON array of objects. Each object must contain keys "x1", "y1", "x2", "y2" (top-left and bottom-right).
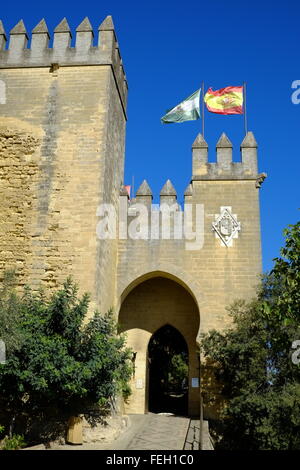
[
  {"x1": 117, "y1": 132, "x2": 266, "y2": 417},
  {"x1": 0, "y1": 16, "x2": 128, "y2": 312}
]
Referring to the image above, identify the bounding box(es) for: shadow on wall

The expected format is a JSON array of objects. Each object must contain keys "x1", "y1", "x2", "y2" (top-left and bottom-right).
[{"x1": 201, "y1": 358, "x2": 227, "y2": 420}]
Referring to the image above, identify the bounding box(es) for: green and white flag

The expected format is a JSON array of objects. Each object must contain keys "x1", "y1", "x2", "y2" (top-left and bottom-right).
[{"x1": 161, "y1": 89, "x2": 201, "y2": 124}]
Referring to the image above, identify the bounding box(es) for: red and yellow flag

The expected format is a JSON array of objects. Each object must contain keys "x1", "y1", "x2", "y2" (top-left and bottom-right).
[
  {"x1": 124, "y1": 185, "x2": 131, "y2": 198},
  {"x1": 204, "y1": 86, "x2": 244, "y2": 115}
]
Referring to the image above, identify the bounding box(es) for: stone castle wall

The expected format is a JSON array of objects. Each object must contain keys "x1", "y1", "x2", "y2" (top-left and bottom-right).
[{"x1": 0, "y1": 17, "x2": 127, "y2": 313}]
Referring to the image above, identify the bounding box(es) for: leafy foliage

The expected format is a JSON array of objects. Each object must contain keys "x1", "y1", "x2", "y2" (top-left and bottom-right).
[
  {"x1": 148, "y1": 325, "x2": 188, "y2": 393},
  {"x1": 1, "y1": 434, "x2": 26, "y2": 450},
  {"x1": 200, "y1": 220, "x2": 300, "y2": 450},
  {"x1": 168, "y1": 354, "x2": 188, "y2": 390},
  {"x1": 260, "y1": 221, "x2": 300, "y2": 325},
  {"x1": 0, "y1": 278, "x2": 133, "y2": 442},
  {"x1": 0, "y1": 270, "x2": 24, "y2": 354}
]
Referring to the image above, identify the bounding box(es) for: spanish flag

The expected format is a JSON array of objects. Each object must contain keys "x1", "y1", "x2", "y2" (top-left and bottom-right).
[{"x1": 204, "y1": 86, "x2": 243, "y2": 115}]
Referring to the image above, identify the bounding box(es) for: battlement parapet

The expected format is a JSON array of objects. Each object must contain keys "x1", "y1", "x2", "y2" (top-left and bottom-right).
[
  {"x1": 192, "y1": 131, "x2": 260, "y2": 179},
  {"x1": 119, "y1": 139, "x2": 266, "y2": 224},
  {"x1": 119, "y1": 132, "x2": 265, "y2": 212},
  {"x1": 0, "y1": 16, "x2": 127, "y2": 110}
]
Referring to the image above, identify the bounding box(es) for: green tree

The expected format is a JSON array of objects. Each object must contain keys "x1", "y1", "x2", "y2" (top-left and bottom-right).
[
  {"x1": 0, "y1": 278, "x2": 133, "y2": 443},
  {"x1": 0, "y1": 270, "x2": 24, "y2": 355},
  {"x1": 168, "y1": 354, "x2": 188, "y2": 391},
  {"x1": 262, "y1": 221, "x2": 300, "y2": 324},
  {"x1": 200, "y1": 220, "x2": 300, "y2": 450}
]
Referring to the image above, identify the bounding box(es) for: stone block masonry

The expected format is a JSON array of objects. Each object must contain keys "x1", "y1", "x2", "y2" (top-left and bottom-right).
[{"x1": 0, "y1": 16, "x2": 127, "y2": 313}]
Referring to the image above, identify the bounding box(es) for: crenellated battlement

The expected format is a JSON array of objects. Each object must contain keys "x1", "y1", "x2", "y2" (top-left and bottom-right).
[
  {"x1": 192, "y1": 131, "x2": 263, "y2": 180},
  {"x1": 121, "y1": 133, "x2": 266, "y2": 210},
  {"x1": 122, "y1": 179, "x2": 179, "y2": 209},
  {"x1": 0, "y1": 16, "x2": 127, "y2": 111}
]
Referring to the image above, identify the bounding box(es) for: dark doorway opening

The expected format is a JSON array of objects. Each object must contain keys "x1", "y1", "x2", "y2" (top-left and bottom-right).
[{"x1": 148, "y1": 324, "x2": 189, "y2": 416}]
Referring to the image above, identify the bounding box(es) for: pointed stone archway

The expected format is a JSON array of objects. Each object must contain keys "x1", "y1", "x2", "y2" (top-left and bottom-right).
[{"x1": 118, "y1": 275, "x2": 200, "y2": 416}]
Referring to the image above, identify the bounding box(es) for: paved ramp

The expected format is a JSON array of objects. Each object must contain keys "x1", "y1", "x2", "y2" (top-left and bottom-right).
[
  {"x1": 26, "y1": 413, "x2": 213, "y2": 450},
  {"x1": 109, "y1": 413, "x2": 190, "y2": 450}
]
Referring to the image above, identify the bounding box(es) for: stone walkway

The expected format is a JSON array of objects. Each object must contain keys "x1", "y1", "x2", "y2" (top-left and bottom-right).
[
  {"x1": 107, "y1": 414, "x2": 213, "y2": 451},
  {"x1": 27, "y1": 413, "x2": 213, "y2": 451},
  {"x1": 115, "y1": 413, "x2": 190, "y2": 450},
  {"x1": 43, "y1": 413, "x2": 189, "y2": 451}
]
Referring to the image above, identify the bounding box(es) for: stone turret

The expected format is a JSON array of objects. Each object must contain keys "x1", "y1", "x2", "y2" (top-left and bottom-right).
[
  {"x1": 0, "y1": 20, "x2": 7, "y2": 50},
  {"x1": 136, "y1": 180, "x2": 153, "y2": 208},
  {"x1": 241, "y1": 131, "x2": 258, "y2": 175},
  {"x1": 160, "y1": 179, "x2": 177, "y2": 206},
  {"x1": 76, "y1": 17, "x2": 93, "y2": 50},
  {"x1": 9, "y1": 20, "x2": 28, "y2": 54},
  {"x1": 192, "y1": 133, "x2": 208, "y2": 176},
  {"x1": 98, "y1": 15, "x2": 115, "y2": 48},
  {"x1": 53, "y1": 18, "x2": 72, "y2": 52},
  {"x1": 31, "y1": 19, "x2": 50, "y2": 53},
  {"x1": 184, "y1": 183, "x2": 193, "y2": 204},
  {"x1": 216, "y1": 132, "x2": 232, "y2": 170}
]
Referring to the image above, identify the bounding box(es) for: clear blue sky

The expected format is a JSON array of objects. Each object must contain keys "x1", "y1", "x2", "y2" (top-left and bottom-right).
[{"x1": 1, "y1": 0, "x2": 299, "y2": 272}]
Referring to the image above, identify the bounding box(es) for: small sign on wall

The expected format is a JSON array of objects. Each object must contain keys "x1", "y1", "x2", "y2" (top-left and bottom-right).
[
  {"x1": 191, "y1": 377, "x2": 199, "y2": 388},
  {"x1": 135, "y1": 378, "x2": 144, "y2": 389},
  {"x1": 0, "y1": 81, "x2": 6, "y2": 104}
]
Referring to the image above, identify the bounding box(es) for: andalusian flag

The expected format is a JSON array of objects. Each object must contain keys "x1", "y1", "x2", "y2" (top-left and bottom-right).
[
  {"x1": 161, "y1": 89, "x2": 200, "y2": 124},
  {"x1": 204, "y1": 86, "x2": 243, "y2": 115}
]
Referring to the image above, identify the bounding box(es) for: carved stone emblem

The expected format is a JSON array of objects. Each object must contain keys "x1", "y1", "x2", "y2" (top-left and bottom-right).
[{"x1": 212, "y1": 206, "x2": 241, "y2": 247}]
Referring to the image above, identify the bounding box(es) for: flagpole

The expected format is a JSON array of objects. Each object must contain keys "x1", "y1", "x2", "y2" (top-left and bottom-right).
[
  {"x1": 243, "y1": 82, "x2": 248, "y2": 136},
  {"x1": 202, "y1": 81, "x2": 205, "y2": 137},
  {"x1": 132, "y1": 175, "x2": 134, "y2": 199}
]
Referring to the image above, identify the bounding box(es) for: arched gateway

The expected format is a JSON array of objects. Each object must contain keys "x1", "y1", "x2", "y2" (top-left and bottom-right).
[{"x1": 118, "y1": 275, "x2": 200, "y2": 416}]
